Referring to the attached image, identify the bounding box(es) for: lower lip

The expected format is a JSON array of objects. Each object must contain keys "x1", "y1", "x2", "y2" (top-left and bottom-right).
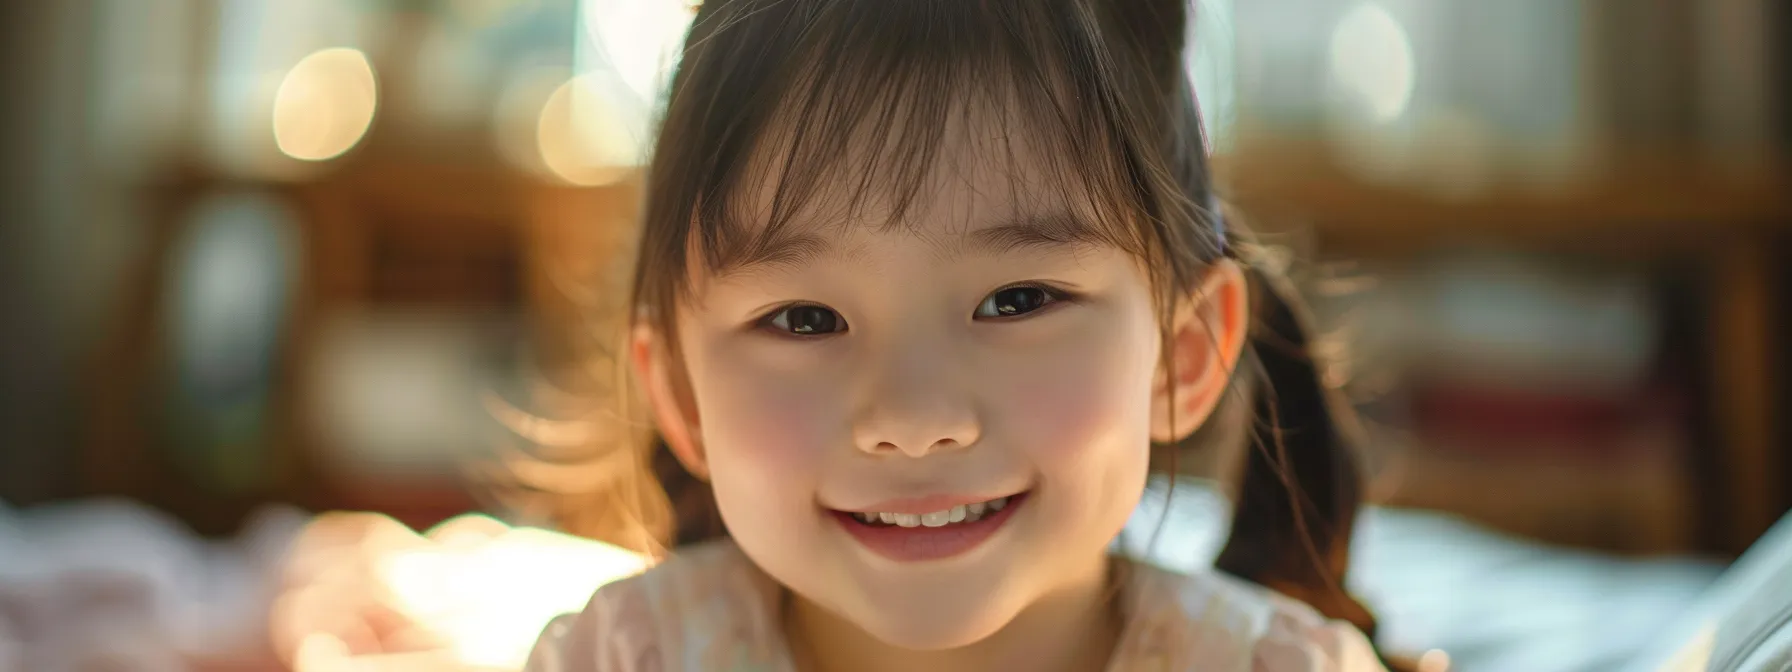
[{"x1": 830, "y1": 494, "x2": 1027, "y2": 562}]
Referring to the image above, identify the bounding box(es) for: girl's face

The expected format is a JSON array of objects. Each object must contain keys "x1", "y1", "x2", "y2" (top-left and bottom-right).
[{"x1": 634, "y1": 118, "x2": 1247, "y2": 651}]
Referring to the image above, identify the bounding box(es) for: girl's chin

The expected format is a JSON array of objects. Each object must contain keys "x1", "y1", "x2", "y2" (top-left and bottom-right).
[
  {"x1": 844, "y1": 603, "x2": 1017, "y2": 651},
  {"x1": 808, "y1": 574, "x2": 1030, "y2": 651}
]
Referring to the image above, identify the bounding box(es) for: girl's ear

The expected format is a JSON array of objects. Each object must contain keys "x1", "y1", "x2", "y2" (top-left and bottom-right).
[
  {"x1": 1151, "y1": 259, "x2": 1250, "y2": 443},
  {"x1": 630, "y1": 323, "x2": 708, "y2": 479}
]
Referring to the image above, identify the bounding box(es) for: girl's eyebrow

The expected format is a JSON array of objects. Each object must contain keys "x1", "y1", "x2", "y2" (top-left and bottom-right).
[
  {"x1": 956, "y1": 212, "x2": 1107, "y2": 261},
  {"x1": 714, "y1": 211, "x2": 1106, "y2": 279}
]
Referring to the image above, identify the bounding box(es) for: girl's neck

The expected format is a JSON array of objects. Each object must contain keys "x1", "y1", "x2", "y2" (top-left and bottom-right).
[{"x1": 783, "y1": 556, "x2": 1125, "y2": 672}]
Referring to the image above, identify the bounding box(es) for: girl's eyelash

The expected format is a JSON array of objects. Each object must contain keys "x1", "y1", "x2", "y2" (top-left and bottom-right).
[
  {"x1": 1006, "y1": 282, "x2": 1078, "y2": 301},
  {"x1": 753, "y1": 303, "x2": 843, "y2": 337},
  {"x1": 975, "y1": 282, "x2": 1081, "y2": 320},
  {"x1": 751, "y1": 282, "x2": 1079, "y2": 334}
]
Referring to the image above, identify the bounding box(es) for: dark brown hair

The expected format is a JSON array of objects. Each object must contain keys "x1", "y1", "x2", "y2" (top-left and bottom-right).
[{"x1": 510, "y1": 0, "x2": 1382, "y2": 657}]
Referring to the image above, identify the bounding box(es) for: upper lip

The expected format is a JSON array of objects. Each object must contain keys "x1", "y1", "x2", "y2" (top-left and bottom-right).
[{"x1": 834, "y1": 492, "x2": 1021, "y2": 515}]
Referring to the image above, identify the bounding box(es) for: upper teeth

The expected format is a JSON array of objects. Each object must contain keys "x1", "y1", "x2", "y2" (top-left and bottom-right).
[{"x1": 855, "y1": 496, "x2": 1010, "y2": 528}]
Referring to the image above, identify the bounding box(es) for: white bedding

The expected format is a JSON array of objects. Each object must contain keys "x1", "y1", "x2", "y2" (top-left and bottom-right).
[
  {"x1": 1119, "y1": 478, "x2": 1726, "y2": 672},
  {"x1": 0, "y1": 483, "x2": 1732, "y2": 672}
]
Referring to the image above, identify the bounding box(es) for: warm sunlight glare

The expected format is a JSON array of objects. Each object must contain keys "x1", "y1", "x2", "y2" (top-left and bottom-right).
[
  {"x1": 1329, "y1": 3, "x2": 1415, "y2": 124},
  {"x1": 379, "y1": 526, "x2": 651, "y2": 669},
  {"x1": 273, "y1": 48, "x2": 378, "y2": 161},
  {"x1": 536, "y1": 75, "x2": 638, "y2": 186}
]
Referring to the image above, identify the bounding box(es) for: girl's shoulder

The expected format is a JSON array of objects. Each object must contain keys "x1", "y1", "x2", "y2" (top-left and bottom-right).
[
  {"x1": 1113, "y1": 560, "x2": 1387, "y2": 672},
  {"x1": 524, "y1": 540, "x2": 791, "y2": 672}
]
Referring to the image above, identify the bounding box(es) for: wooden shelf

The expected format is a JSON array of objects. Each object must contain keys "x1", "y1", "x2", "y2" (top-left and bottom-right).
[
  {"x1": 79, "y1": 153, "x2": 571, "y2": 535},
  {"x1": 1385, "y1": 446, "x2": 1698, "y2": 555},
  {"x1": 1217, "y1": 139, "x2": 1792, "y2": 256},
  {"x1": 1217, "y1": 139, "x2": 1788, "y2": 556}
]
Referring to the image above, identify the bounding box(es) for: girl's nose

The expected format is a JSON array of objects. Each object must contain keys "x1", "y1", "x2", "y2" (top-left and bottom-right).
[{"x1": 850, "y1": 340, "x2": 982, "y2": 458}]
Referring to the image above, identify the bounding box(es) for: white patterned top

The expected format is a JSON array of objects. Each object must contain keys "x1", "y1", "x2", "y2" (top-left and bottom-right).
[{"x1": 524, "y1": 540, "x2": 1386, "y2": 672}]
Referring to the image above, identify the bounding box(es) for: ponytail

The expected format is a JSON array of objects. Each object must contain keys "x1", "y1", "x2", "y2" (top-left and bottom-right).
[{"x1": 1212, "y1": 248, "x2": 1379, "y2": 639}]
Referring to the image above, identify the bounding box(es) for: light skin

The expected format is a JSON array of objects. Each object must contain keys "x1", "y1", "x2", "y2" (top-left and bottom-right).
[{"x1": 630, "y1": 125, "x2": 1249, "y2": 672}]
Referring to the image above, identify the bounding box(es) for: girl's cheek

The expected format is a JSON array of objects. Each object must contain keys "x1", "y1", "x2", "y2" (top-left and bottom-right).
[
  {"x1": 992, "y1": 324, "x2": 1154, "y2": 468},
  {"x1": 1003, "y1": 364, "x2": 1141, "y2": 467},
  {"x1": 694, "y1": 350, "x2": 839, "y2": 477}
]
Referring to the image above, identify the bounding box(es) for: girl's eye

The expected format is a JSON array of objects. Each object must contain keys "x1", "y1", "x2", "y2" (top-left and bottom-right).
[
  {"x1": 767, "y1": 305, "x2": 846, "y2": 336},
  {"x1": 974, "y1": 285, "x2": 1060, "y2": 319}
]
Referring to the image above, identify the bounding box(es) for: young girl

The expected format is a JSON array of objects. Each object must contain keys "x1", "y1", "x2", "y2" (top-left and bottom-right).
[{"x1": 526, "y1": 0, "x2": 1393, "y2": 669}]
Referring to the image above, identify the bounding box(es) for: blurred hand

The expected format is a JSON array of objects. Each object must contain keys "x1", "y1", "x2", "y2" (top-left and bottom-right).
[{"x1": 270, "y1": 512, "x2": 648, "y2": 672}]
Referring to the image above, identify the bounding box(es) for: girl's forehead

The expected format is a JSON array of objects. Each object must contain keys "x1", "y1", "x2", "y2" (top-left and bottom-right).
[
  {"x1": 711, "y1": 210, "x2": 1113, "y2": 284},
  {"x1": 692, "y1": 65, "x2": 1143, "y2": 280},
  {"x1": 731, "y1": 101, "x2": 1089, "y2": 236},
  {"x1": 714, "y1": 142, "x2": 1110, "y2": 279}
]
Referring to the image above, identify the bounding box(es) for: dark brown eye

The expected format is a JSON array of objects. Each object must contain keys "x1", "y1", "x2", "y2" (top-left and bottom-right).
[
  {"x1": 975, "y1": 286, "x2": 1055, "y2": 319},
  {"x1": 769, "y1": 305, "x2": 845, "y2": 335}
]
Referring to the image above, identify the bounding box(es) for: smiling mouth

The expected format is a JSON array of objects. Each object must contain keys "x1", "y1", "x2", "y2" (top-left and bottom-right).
[
  {"x1": 828, "y1": 492, "x2": 1029, "y2": 562},
  {"x1": 843, "y1": 495, "x2": 1013, "y2": 528}
]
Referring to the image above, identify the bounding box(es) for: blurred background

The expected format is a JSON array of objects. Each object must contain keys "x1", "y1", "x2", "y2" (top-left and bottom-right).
[{"x1": 0, "y1": 0, "x2": 1788, "y2": 670}]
